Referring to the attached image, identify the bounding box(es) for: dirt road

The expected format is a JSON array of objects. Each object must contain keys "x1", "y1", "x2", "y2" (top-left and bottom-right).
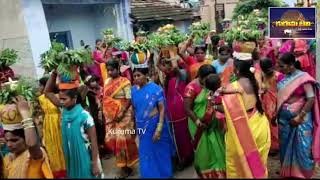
[{"x1": 102, "y1": 154, "x2": 320, "y2": 178}]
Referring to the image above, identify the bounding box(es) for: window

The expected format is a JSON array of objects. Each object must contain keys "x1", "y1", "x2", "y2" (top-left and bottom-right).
[{"x1": 49, "y1": 31, "x2": 73, "y2": 49}]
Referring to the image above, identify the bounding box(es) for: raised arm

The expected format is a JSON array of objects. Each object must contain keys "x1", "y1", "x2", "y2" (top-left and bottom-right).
[
  {"x1": 15, "y1": 96, "x2": 42, "y2": 160},
  {"x1": 178, "y1": 36, "x2": 194, "y2": 61},
  {"x1": 44, "y1": 71, "x2": 61, "y2": 107}
]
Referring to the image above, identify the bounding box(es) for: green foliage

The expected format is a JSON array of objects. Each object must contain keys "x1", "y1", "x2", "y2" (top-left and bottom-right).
[
  {"x1": 222, "y1": 10, "x2": 266, "y2": 44},
  {"x1": 232, "y1": 0, "x2": 287, "y2": 20},
  {"x1": 55, "y1": 48, "x2": 93, "y2": 79},
  {"x1": 40, "y1": 41, "x2": 65, "y2": 72},
  {"x1": 102, "y1": 28, "x2": 122, "y2": 47},
  {"x1": 189, "y1": 22, "x2": 210, "y2": 45},
  {"x1": 40, "y1": 41, "x2": 92, "y2": 78},
  {"x1": 0, "y1": 48, "x2": 19, "y2": 67},
  {"x1": 127, "y1": 41, "x2": 151, "y2": 52},
  {"x1": 0, "y1": 78, "x2": 37, "y2": 104},
  {"x1": 148, "y1": 24, "x2": 187, "y2": 48}
]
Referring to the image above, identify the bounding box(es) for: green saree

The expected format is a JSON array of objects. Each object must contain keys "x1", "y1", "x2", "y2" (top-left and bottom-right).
[{"x1": 188, "y1": 89, "x2": 226, "y2": 178}]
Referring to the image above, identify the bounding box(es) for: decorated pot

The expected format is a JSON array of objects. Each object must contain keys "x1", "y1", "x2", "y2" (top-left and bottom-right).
[
  {"x1": 0, "y1": 104, "x2": 22, "y2": 125},
  {"x1": 130, "y1": 50, "x2": 150, "y2": 65},
  {"x1": 58, "y1": 66, "x2": 80, "y2": 90},
  {"x1": 160, "y1": 46, "x2": 178, "y2": 59},
  {"x1": 233, "y1": 41, "x2": 256, "y2": 53}
]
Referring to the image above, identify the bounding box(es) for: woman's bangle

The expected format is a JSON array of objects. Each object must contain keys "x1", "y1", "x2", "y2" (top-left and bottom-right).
[
  {"x1": 22, "y1": 118, "x2": 33, "y2": 123},
  {"x1": 156, "y1": 123, "x2": 163, "y2": 132}
]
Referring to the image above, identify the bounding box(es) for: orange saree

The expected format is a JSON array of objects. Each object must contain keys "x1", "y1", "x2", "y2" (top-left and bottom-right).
[
  {"x1": 189, "y1": 60, "x2": 211, "y2": 81},
  {"x1": 103, "y1": 77, "x2": 138, "y2": 168}
]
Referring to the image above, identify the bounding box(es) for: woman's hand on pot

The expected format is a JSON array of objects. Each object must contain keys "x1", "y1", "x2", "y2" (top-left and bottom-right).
[{"x1": 13, "y1": 96, "x2": 31, "y2": 119}]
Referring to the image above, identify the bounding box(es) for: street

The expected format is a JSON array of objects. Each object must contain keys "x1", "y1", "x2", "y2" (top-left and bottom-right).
[{"x1": 102, "y1": 153, "x2": 320, "y2": 178}]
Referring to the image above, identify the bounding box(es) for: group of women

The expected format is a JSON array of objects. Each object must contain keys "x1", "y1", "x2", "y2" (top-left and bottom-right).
[{"x1": 0, "y1": 33, "x2": 318, "y2": 179}]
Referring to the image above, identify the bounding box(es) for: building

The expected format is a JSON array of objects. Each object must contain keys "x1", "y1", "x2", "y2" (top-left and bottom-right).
[
  {"x1": 0, "y1": 0, "x2": 131, "y2": 78},
  {"x1": 130, "y1": 0, "x2": 199, "y2": 34},
  {"x1": 199, "y1": 0, "x2": 239, "y2": 32}
]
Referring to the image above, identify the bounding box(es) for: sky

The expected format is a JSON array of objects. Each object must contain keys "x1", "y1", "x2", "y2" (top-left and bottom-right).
[{"x1": 282, "y1": 0, "x2": 296, "y2": 6}]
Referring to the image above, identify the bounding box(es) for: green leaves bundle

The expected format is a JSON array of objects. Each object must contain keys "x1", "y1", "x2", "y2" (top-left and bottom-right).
[
  {"x1": 40, "y1": 41, "x2": 65, "y2": 72},
  {"x1": 0, "y1": 48, "x2": 19, "y2": 67},
  {"x1": 127, "y1": 41, "x2": 151, "y2": 52},
  {"x1": 55, "y1": 48, "x2": 93, "y2": 79},
  {"x1": 102, "y1": 28, "x2": 122, "y2": 47},
  {"x1": 0, "y1": 78, "x2": 37, "y2": 104},
  {"x1": 148, "y1": 24, "x2": 187, "y2": 48},
  {"x1": 222, "y1": 10, "x2": 266, "y2": 44},
  {"x1": 189, "y1": 22, "x2": 210, "y2": 45},
  {"x1": 40, "y1": 41, "x2": 93, "y2": 79}
]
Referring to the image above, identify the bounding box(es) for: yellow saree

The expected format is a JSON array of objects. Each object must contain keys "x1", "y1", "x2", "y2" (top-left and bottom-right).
[
  {"x1": 3, "y1": 148, "x2": 53, "y2": 178},
  {"x1": 38, "y1": 94, "x2": 66, "y2": 178},
  {"x1": 222, "y1": 82, "x2": 271, "y2": 178}
]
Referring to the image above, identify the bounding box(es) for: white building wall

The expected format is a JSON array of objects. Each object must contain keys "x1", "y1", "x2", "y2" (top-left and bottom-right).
[
  {"x1": 92, "y1": 4, "x2": 118, "y2": 42},
  {"x1": 44, "y1": 4, "x2": 99, "y2": 49},
  {"x1": 0, "y1": 0, "x2": 43, "y2": 78},
  {"x1": 21, "y1": 0, "x2": 51, "y2": 77},
  {"x1": 43, "y1": 3, "x2": 121, "y2": 49}
]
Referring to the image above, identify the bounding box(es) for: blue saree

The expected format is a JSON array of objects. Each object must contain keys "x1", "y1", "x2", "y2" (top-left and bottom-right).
[
  {"x1": 277, "y1": 70, "x2": 316, "y2": 178},
  {"x1": 131, "y1": 82, "x2": 175, "y2": 178},
  {"x1": 61, "y1": 104, "x2": 97, "y2": 179}
]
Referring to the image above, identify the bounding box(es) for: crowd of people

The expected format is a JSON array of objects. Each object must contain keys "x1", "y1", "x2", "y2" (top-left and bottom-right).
[{"x1": 0, "y1": 31, "x2": 318, "y2": 179}]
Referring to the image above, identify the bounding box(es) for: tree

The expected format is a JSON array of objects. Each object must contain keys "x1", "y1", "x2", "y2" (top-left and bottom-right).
[{"x1": 232, "y1": 0, "x2": 287, "y2": 20}]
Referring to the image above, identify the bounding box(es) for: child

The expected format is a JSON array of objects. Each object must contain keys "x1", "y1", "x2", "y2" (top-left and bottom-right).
[{"x1": 206, "y1": 74, "x2": 243, "y2": 131}]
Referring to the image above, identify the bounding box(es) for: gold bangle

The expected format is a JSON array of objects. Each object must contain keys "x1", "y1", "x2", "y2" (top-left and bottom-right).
[
  {"x1": 22, "y1": 118, "x2": 33, "y2": 123},
  {"x1": 23, "y1": 124, "x2": 35, "y2": 129},
  {"x1": 23, "y1": 126, "x2": 35, "y2": 129}
]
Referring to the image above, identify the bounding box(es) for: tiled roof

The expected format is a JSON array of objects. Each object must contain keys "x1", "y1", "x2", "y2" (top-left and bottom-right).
[{"x1": 130, "y1": 0, "x2": 195, "y2": 22}]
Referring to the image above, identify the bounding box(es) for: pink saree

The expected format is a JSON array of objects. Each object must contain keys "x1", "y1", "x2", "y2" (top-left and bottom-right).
[{"x1": 167, "y1": 77, "x2": 194, "y2": 165}]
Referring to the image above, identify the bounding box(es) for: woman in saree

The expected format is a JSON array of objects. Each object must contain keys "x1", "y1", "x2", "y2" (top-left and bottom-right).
[
  {"x1": 90, "y1": 39, "x2": 105, "y2": 86},
  {"x1": 257, "y1": 36, "x2": 276, "y2": 66},
  {"x1": 220, "y1": 54, "x2": 271, "y2": 178},
  {"x1": 178, "y1": 36, "x2": 212, "y2": 81},
  {"x1": 212, "y1": 45, "x2": 234, "y2": 87},
  {"x1": 40, "y1": 72, "x2": 66, "y2": 178},
  {"x1": 259, "y1": 58, "x2": 284, "y2": 154},
  {"x1": 184, "y1": 64, "x2": 226, "y2": 178},
  {"x1": 277, "y1": 53, "x2": 320, "y2": 178},
  {"x1": 131, "y1": 67, "x2": 175, "y2": 178},
  {"x1": 157, "y1": 55, "x2": 194, "y2": 170},
  {"x1": 2, "y1": 96, "x2": 53, "y2": 178},
  {"x1": 103, "y1": 60, "x2": 138, "y2": 178},
  {"x1": 293, "y1": 39, "x2": 316, "y2": 78}
]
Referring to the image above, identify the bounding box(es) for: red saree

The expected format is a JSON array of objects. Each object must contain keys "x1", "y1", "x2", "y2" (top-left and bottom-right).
[{"x1": 261, "y1": 71, "x2": 283, "y2": 151}]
